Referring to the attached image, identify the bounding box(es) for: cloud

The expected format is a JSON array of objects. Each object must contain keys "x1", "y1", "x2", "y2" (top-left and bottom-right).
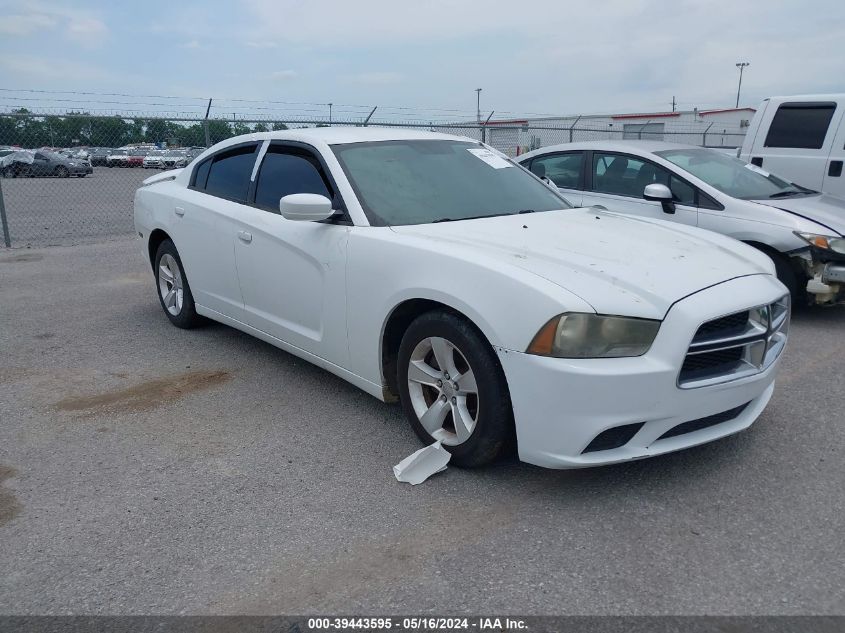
[
  {"x1": 246, "y1": 41, "x2": 278, "y2": 49},
  {"x1": 0, "y1": 55, "x2": 112, "y2": 82},
  {"x1": 182, "y1": 39, "x2": 203, "y2": 49},
  {"x1": 269, "y1": 70, "x2": 297, "y2": 80},
  {"x1": 0, "y1": 13, "x2": 58, "y2": 36},
  {"x1": 0, "y1": 2, "x2": 108, "y2": 46},
  {"x1": 347, "y1": 72, "x2": 403, "y2": 85}
]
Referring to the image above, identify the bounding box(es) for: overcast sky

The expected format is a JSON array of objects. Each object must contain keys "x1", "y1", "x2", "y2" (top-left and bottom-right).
[{"x1": 0, "y1": 0, "x2": 842, "y2": 122}]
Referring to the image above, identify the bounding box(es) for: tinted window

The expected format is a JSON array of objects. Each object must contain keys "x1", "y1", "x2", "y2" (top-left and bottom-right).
[
  {"x1": 203, "y1": 144, "x2": 258, "y2": 202},
  {"x1": 529, "y1": 152, "x2": 584, "y2": 189},
  {"x1": 669, "y1": 176, "x2": 695, "y2": 206},
  {"x1": 592, "y1": 153, "x2": 695, "y2": 204},
  {"x1": 192, "y1": 158, "x2": 211, "y2": 189},
  {"x1": 764, "y1": 103, "x2": 836, "y2": 149},
  {"x1": 254, "y1": 147, "x2": 332, "y2": 211}
]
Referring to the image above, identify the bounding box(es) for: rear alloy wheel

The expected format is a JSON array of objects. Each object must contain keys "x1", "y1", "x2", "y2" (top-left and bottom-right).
[
  {"x1": 397, "y1": 310, "x2": 514, "y2": 467},
  {"x1": 54, "y1": 166, "x2": 69, "y2": 178},
  {"x1": 154, "y1": 239, "x2": 203, "y2": 329}
]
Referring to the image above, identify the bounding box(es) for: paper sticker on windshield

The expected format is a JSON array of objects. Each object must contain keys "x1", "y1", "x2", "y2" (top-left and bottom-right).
[
  {"x1": 745, "y1": 163, "x2": 770, "y2": 178},
  {"x1": 467, "y1": 148, "x2": 512, "y2": 169}
]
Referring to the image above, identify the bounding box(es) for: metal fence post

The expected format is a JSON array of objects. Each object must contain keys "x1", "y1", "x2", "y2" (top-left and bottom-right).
[
  {"x1": 0, "y1": 178, "x2": 11, "y2": 248},
  {"x1": 203, "y1": 98, "x2": 212, "y2": 147},
  {"x1": 702, "y1": 122, "x2": 714, "y2": 147},
  {"x1": 569, "y1": 115, "x2": 581, "y2": 142}
]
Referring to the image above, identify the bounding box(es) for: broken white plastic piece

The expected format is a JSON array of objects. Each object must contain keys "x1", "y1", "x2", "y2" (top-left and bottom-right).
[{"x1": 393, "y1": 441, "x2": 451, "y2": 485}]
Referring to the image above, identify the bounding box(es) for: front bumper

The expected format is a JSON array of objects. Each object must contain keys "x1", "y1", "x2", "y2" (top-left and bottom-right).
[
  {"x1": 69, "y1": 165, "x2": 92, "y2": 175},
  {"x1": 499, "y1": 274, "x2": 788, "y2": 469}
]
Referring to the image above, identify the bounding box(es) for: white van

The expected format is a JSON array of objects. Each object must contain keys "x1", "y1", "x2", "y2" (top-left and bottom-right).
[{"x1": 740, "y1": 95, "x2": 845, "y2": 196}]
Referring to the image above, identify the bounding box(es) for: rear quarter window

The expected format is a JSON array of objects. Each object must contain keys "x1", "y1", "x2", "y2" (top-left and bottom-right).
[{"x1": 764, "y1": 102, "x2": 837, "y2": 149}]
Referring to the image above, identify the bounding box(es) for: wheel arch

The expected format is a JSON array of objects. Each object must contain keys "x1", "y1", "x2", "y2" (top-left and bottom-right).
[
  {"x1": 379, "y1": 298, "x2": 500, "y2": 402},
  {"x1": 147, "y1": 228, "x2": 172, "y2": 270}
]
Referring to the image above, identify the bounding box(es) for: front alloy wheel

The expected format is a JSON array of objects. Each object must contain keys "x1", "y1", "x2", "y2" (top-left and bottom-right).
[
  {"x1": 407, "y1": 336, "x2": 479, "y2": 445},
  {"x1": 397, "y1": 310, "x2": 514, "y2": 467}
]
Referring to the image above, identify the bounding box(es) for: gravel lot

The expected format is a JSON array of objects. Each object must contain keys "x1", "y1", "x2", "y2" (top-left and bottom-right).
[
  {"x1": 0, "y1": 168, "x2": 151, "y2": 246},
  {"x1": 0, "y1": 238, "x2": 843, "y2": 615}
]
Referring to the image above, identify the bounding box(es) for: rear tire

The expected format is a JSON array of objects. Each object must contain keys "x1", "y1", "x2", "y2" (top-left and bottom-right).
[
  {"x1": 397, "y1": 310, "x2": 514, "y2": 468},
  {"x1": 154, "y1": 239, "x2": 203, "y2": 329},
  {"x1": 55, "y1": 166, "x2": 69, "y2": 178}
]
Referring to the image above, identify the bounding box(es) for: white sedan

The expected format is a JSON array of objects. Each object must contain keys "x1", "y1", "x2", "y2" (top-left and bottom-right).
[
  {"x1": 134, "y1": 129, "x2": 789, "y2": 469},
  {"x1": 518, "y1": 141, "x2": 845, "y2": 305}
]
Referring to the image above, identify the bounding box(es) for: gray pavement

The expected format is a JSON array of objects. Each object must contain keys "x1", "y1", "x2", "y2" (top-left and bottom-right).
[{"x1": 0, "y1": 238, "x2": 843, "y2": 615}]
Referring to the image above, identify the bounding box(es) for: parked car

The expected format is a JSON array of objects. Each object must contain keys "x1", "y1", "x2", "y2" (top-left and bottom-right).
[
  {"x1": 89, "y1": 148, "x2": 111, "y2": 167},
  {"x1": 160, "y1": 149, "x2": 189, "y2": 169},
  {"x1": 1, "y1": 149, "x2": 92, "y2": 178},
  {"x1": 143, "y1": 150, "x2": 166, "y2": 169},
  {"x1": 134, "y1": 129, "x2": 788, "y2": 469},
  {"x1": 106, "y1": 149, "x2": 129, "y2": 167},
  {"x1": 127, "y1": 148, "x2": 150, "y2": 168},
  {"x1": 518, "y1": 141, "x2": 845, "y2": 305},
  {"x1": 740, "y1": 94, "x2": 845, "y2": 197}
]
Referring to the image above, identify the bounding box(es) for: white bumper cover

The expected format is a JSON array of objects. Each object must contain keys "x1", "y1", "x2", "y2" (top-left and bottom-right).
[{"x1": 499, "y1": 274, "x2": 788, "y2": 469}]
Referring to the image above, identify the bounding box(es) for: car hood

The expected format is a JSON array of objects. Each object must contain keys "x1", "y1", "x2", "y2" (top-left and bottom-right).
[
  {"x1": 751, "y1": 194, "x2": 845, "y2": 236},
  {"x1": 391, "y1": 209, "x2": 773, "y2": 319}
]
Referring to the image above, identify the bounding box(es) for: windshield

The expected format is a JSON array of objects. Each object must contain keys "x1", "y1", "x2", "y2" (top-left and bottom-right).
[
  {"x1": 164, "y1": 150, "x2": 184, "y2": 156},
  {"x1": 655, "y1": 148, "x2": 809, "y2": 199},
  {"x1": 111, "y1": 149, "x2": 127, "y2": 156},
  {"x1": 331, "y1": 140, "x2": 570, "y2": 226}
]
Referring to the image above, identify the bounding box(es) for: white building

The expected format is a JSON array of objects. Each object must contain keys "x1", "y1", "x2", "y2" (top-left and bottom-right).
[{"x1": 445, "y1": 107, "x2": 756, "y2": 157}]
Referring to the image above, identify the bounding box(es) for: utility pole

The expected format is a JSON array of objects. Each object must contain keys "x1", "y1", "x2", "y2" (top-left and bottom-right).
[
  {"x1": 475, "y1": 88, "x2": 482, "y2": 124},
  {"x1": 671, "y1": 96, "x2": 676, "y2": 112},
  {"x1": 328, "y1": 103, "x2": 333, "y2": 126},
  {"x1": 735, "y1": 62, "x2": 750, "y2": 108}
]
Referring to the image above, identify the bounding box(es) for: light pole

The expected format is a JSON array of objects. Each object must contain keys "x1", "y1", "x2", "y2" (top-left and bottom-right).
[
  {"x1": 475, "y1": 88, "x2": 482, "y2": 124},
  {"x1": 735, "y1": 62, "x2": 750, "y2": 108},
  {"x1": 328, "y1": 102, "x2": 333, "y2": 126}
]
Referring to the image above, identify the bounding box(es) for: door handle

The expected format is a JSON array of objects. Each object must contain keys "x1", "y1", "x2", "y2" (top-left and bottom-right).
[
  {"x1": 237, "y1": 231, "x2": 253, "y2": 243},
  {"x1": 829, "y1": 160, "x2": 843, "y2": 177},
  {"x1": 174, "y1": 207, "x2": 185, "y2": 217}
]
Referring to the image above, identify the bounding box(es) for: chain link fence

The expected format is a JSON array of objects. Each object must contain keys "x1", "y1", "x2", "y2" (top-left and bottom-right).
[{"x1": 0, "y1": 110, "x2": 746, "y2": 248}]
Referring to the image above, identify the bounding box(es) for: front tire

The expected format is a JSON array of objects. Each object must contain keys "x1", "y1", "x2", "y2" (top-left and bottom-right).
[
  {"x1": 397, "y1": 310, "x2": 514, "y2": 468},
  {"x1": 154, "y1": 239, "x2": 203, "y2": 329}
]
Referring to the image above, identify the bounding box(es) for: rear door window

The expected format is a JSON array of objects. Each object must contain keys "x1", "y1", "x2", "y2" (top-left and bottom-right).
[
  {"x1": 201, "y1": 144, "x2": 259, "y2": 202},
  {"x1": 764, "y1": 103, "x2": 837, "y2": 149},
  {"x1": 528, "y1": 152, "x2": 584, "y2": 189}
]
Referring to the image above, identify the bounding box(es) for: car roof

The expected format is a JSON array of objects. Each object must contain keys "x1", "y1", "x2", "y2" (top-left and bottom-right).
[
  {"x1": 518, "y1": 140, "x2": 709, "y2": 160},
  {"x1": 217, "y1": 126, "x2": 476, "y2": 147}
]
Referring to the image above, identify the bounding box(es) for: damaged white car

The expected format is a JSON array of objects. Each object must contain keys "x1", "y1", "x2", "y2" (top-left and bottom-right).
[
  {"x1": 519, "y1": 142, "x2": 845, "y2": 306},
  {"x1": 134, "y1": 129, "x2": 789, "y2": 469}
]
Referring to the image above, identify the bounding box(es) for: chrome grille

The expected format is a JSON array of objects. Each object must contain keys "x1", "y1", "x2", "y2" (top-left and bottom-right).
[{"x1": 678, "y1": 295, "x2": 790, "y2": 389}]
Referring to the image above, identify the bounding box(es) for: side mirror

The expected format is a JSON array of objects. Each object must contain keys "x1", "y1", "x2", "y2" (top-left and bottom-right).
[
  {"x1": 279, "y1": 193, "x2": 336, "y2": 222},
  {"x1": 643, "y1": 183, "x2": 675, "y2": 214}
]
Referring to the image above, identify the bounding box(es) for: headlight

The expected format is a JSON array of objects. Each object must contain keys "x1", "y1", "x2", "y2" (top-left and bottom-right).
[
  {"x1": 794, "y1": 232, "x2": 845, "y2": 255},
  {"x1": 526, "y1": 313, "x2": 661, "y2": 358}
]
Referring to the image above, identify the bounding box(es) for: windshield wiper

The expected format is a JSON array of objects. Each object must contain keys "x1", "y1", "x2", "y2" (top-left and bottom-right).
[
  {"x1": 517, "y1": 209, "x2": 536, "y2": 214},
  {"x1": 769, "y1": 190, "x2": 805, "y2": 199}
]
